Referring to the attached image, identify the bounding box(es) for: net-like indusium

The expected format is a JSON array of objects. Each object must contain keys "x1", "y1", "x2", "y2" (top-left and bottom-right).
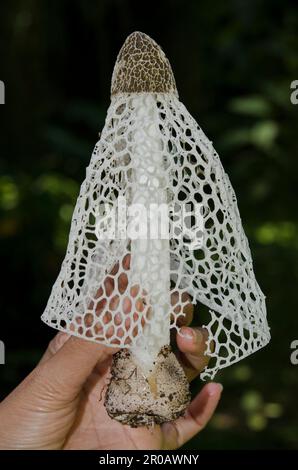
[{"x1": 42, "y1": 32, "x2": 270, "y2": 380}]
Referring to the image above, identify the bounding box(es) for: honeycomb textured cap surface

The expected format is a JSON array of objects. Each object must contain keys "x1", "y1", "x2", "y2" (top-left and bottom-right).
[{"x1": 111, "y1": 31, "x2": 178, "y2": 95}]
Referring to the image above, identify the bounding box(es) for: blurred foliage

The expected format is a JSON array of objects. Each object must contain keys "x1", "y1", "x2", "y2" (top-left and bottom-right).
[{"x1": 0, "y1": 0, "x2": 298, "y2": 450}]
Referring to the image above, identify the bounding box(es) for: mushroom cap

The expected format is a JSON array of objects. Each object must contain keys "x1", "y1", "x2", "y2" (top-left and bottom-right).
[{"x1": 111, "y1": 31, "x2": 178, "y2": 96}]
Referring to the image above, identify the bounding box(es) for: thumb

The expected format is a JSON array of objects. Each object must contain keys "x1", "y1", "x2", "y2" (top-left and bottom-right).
[{"x1": 38, "y1": 336, "x2": 116, "y2": 400}]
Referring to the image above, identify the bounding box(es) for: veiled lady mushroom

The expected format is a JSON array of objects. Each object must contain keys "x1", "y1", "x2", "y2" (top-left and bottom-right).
[{"x1": 42, "y1": 32, "x2": 270, "y2": 427}]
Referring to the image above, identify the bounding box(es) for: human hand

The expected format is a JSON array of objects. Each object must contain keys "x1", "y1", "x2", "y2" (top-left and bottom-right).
[
  {"x1": 0, "y1": 324, "x2": 222, "y2": 450},
  {"x1": 0, "y1": 272, "x2": 222, "y2": 450}
]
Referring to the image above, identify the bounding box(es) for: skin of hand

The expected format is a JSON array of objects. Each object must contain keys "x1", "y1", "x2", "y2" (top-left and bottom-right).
[
  {"x1": 0, "y1": 258, "x2": 222, "y2": 450},
  {"x1": 0, "y1": 322, "x2": 222, "y2": 450}
]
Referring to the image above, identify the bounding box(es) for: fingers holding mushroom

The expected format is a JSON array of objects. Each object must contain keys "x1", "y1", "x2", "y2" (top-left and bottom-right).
[
  {"x1": 170, "y1": 291, "x2": 213, "y2": 381},
  {"x1": 176, "y1": 326, "x2": 215, "y2": 382}
]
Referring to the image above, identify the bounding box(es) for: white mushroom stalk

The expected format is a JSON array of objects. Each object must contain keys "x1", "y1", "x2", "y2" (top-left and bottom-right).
[
  {"x1": 129, "y1": 94, "x2": 171, "y2": 377},
  {"x1": 41, "y1": 32, "x2": 270, "y2": 427}
]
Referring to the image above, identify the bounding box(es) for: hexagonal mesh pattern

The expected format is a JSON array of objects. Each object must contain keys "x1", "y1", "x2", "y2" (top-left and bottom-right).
[{"x1": 41, "y1": 92, "x2": 270, "y2": 380}]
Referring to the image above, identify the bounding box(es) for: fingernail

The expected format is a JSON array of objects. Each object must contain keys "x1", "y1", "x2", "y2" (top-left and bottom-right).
[
  {"x1": 208, "y1": 382, "x2": 223, "y2": 396},
  {"x1": 179, "y1": 327, "x2": 203, "y2": 344},
  {"x1": 179, "y1": 326, "x2": 196, "y2": 341}
]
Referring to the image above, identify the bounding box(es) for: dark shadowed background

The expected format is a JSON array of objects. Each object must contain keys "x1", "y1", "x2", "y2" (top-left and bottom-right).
[{"x1": 0, "y1": 0, "x2": 298, "y2": 449}]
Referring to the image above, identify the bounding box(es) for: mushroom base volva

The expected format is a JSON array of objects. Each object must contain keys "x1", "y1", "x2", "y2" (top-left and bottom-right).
[{"x1": 104, "y1": 346, "x2": 191, "y2": 427}]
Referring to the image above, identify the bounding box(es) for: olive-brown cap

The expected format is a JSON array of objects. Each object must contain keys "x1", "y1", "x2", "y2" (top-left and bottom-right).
[{"x1": 111, "y1": 31, "x2": 178, "y2": 96}]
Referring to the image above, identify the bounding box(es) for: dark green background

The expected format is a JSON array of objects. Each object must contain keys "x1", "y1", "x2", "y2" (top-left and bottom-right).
[{"x1": 0, "y1": 0, "x2": 297, "y2": 449}]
